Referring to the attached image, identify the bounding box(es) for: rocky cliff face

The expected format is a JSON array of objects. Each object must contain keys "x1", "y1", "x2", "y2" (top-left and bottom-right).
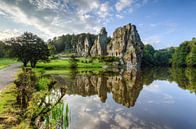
[
  {"x1": 107, "y1": 23, "x2": 144, "y2": 68},
  {"x1": 76, "y1": 36, "x2": 91, "y2": 56},
  {"x1": 90, "y1": 27, "x2": 108, "y2": 56},
  {"x1": 75, "y1": 23, "x2": 143, "y2": 68}
]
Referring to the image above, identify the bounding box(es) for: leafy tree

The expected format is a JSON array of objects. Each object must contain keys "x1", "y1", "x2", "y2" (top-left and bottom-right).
[
  {"x1": 0, "y1": 41, "x2": 6, "y2": 57},
  {"x1": 186, "y1": 43, "x2": 196, "y2": 67},
  {"x1": 142, "y1": 44, "x2": 174, "y2": 66},
  {"x1": 142, "y1": 44, "x2": 155, "y2": 66},
  {"x1": 9, "y1": 32, "x2": 50, "y2": 67},
  {"x1": 172, "y1": 38, "x2": 196, "y2": 67},
  {"x1": 49, "y1": 33, "x2": 97, "y2": 53}
]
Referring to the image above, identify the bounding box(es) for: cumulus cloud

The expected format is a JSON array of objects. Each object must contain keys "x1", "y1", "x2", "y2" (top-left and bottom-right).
[
  {"x1": 0, "y1": 0, "x2": 150, "y2": 40},
  {"x1": 0, "y1": 0, "x2": 108, "y2": 40},
  {"x1": 115, "y1": 0, "x2": 134, "y2": 12},
  {"x1": 0, "y1": 29, "x2": 21, "y2": 40}
]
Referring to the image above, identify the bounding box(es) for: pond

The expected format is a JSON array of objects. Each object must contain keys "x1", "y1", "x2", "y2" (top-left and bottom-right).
[{"x1": 46, "y1": 67, "x2": 196, "y2": 129}]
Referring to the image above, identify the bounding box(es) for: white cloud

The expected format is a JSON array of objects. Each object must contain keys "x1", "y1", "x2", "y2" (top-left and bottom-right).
[
  {"x1": 0, "y1": 29, "x2": 21, "y2": 40},
  {"x1": 116, "y1": 14, "x2": 124, "y2": 19},
  {"x1": 115, "y1": 0, "x2": 134, "y2": 12},
  {"x1": 0, "y1": 0, "x2": 107, "y2": 40},
  {"x1": 97, "y1": 2, "x2": 110, "y2": 18},
  {"x1": 0, "y1": 0, "x2": 150, "y2": 40},
  {"x1": 143, "y1": 35, "x2": 161, "y2": 45}
]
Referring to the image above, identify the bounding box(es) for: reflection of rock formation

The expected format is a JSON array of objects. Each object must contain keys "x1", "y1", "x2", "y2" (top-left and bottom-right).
[
  {"x1": 53, "y1": 69, "x2": 143, "y2": 108},
  {"x1": 108, "y1": 70, "x2": 142, "y2": 107}
]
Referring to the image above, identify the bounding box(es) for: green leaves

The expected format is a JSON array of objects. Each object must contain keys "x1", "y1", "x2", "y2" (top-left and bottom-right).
[{"x1": 172, "y1": 39, "x2": 196, "y2": 67}]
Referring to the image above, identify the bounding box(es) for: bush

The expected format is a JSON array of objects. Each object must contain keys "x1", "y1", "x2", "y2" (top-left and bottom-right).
[{"x1": 37, "y1": 77, "x2": 51, "y2": 91}]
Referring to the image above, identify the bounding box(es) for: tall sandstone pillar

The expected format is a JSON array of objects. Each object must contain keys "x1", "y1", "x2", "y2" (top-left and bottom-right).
[
  {"x1": 107, "y1": 23, "x2": 144, "y2": 69},
  {"x1": 90, "y1": 27, "x2": 108, "y2": 56}
]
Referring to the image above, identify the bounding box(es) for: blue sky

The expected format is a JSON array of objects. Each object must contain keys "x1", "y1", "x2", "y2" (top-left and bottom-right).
[{"x1": 0, "y1": 0, "x2": 195, "y2": 49}]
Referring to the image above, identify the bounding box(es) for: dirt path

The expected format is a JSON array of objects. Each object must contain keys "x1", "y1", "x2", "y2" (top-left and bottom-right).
[{"x1": 0, "y1": 63, "x2": 21, "y2": 89}]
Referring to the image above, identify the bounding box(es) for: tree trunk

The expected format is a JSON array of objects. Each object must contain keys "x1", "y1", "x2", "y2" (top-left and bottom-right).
[
  {"x1": 30, "y1": 61, "x2": 37, "y2": 68},
  {"x1": 23, "y1": 61, "x2": 27, "y2": 67}
]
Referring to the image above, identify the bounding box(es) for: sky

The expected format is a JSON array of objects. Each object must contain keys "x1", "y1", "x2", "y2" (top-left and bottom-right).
[{"x1": 0, "y1": 0, "x2": 196, "y2": 49}]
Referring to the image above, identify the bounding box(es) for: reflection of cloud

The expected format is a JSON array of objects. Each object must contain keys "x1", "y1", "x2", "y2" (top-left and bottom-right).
[
  {"x1": 115, "y1": 114, "x2": 131, "y2": 129},
  {"x1": 64, "y1": 94, "x2": 172, "y2": 129},
  {"x1": 143, "y1": 82, "x2": 175, "y2": 104},
  {"x1": 162, "y1": 93, "x2": 174, "y2": 104},
  {"x1": 144, "y1": 84, "x2": 160, "y2": 93}
]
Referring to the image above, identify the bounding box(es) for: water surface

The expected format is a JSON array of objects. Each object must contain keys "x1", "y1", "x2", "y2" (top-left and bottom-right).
[{"x1": 49, "y1": 67, "x2": 196, "y2": 129}]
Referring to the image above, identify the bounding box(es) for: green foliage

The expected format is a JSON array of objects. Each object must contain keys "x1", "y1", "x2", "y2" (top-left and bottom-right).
[
  {"x1": 99, "y1": 56, "x2": 120, "y2": 62},
  {"x1": 142, "y1": 44, "x2": 174, "y2": 66},
  {"x1": 49, "y1": 33, "x2": 97, "y2": 53},
  {"x1": 172, "y1": 38, "x2": 196, "y2": 67},
  {"x1": 37, "y1": 77, "x2": 51, "y2": 91},
  {"x1": 186, "y1": 44, "x2": 196, "y2": 67},
  {"x1": 44, "y1": 102, "x2": 69, "y2": 129},
  {"x1": 0, "y1": 41, "x2": 13, "y2": 58},
  {"x1": 0, "y1": 58, "x2": 17, "y2": 69},
  {"x1": 7, "y1": 32, "x2": 50, "y2": 67},
  {"x1": 68, "y1": 55, "x2": 78, "y2": 69}
]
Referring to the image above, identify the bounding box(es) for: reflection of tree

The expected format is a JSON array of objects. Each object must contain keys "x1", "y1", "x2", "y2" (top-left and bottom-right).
[
  {"x1": 142, "y1": 67, "x2": 196, "y2": 94},
  {"x1": 171, "y1": 67, "x2": 196, "y2": 94},
  {"x1": 142, "y1": 67, "x2": 172, "y2": 85}
]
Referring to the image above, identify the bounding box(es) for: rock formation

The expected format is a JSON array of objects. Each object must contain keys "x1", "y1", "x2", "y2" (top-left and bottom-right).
[
  {"x1": 107, "y1": 23, "x2": 144, "y2": 68},
  {"x1": 76, "y1": 36, "x2": 91, "y2": 56},
  {"x1": 90, "y1": 27, "x2": 108, "y2": 56},
  {"x1": 75, "y1": 23, "x2": 144, "y2": 69}
]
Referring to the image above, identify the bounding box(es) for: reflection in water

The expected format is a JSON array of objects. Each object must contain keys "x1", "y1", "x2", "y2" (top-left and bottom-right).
[
  {"x1": 52, "y1": 67, "x2": 196, "y2": 108},
  {"x1": 52, "y1": 69, "x2": 143, "y2": 108},
  {"x1": 13, "y1": 68, "x2": 70, "y2": 129},
  {"x1": 49, "y1": 67, "x2": 196, "y2": 129},
  {"x1": 11, "y1": 67, "x2": 196, "y2": 129},
  {"x1": 142, "y1": 67, "x2": 196, "y2": 94}
]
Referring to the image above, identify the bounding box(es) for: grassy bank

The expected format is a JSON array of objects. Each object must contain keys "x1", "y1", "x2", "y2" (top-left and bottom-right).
[
  {"x1": 0, "y1": 58, "x2": 17, "y2": 69},
  {"x1": 36, "y1": 58, "x2": 106, "y2": 69},
  {"x1": 33, "y1": 57, "x2": 116, "y2": 75},
  {"x1": 0, "y1": 68, "x2": 66, "y2": 128}
]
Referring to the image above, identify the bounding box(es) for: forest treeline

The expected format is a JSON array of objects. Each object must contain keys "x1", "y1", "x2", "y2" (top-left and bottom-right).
[
  {"x1": 48, "y1": 33, "x2": 98, "y2": 53},
  {"x1": 142, "y1": 38, "x2": 196, "y2": 67},
  {"x1": 0, "y1": 32, "x2": 195, "y2": 67}
]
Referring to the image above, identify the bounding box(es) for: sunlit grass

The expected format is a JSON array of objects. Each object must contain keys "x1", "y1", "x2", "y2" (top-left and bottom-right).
[
  {"x1": 0, "y1": 58, "x2": 17, "y2": 69},
  {"x1": 0, "y1": 84, "x2": 17, "y2": 115},
  {"x1": 36, "y1": 59, "x2": 105, "y2": 68}
]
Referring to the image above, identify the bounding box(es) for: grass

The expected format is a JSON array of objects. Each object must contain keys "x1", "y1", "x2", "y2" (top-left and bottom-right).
[
  {"x1": 0, "y1": 84, "x2": 17, "y2": 115},
  {"x1": 0, "y1": 58, "x2": 17, "y2": 69},
  {"x1": 36, "y1": 58, "x2": 106, "y2": 69},
  {"x1": 34, "y1": 57, "x2": 113, "y2": 75}
]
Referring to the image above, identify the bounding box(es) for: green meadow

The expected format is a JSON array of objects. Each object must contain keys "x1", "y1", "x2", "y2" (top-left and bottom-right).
[{"x1": 0, "y1": 58, "x2": 17, "y2": 69}]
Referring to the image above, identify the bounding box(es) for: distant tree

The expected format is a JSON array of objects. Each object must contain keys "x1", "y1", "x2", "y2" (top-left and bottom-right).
[
  {"x1": 48, "y1": 42, "x2": 56, "y2": 56},
  {"x1": 142, "y1": 44, "x2": 155, "y2": 66},
  {"x1": 142, "y1": 44, "x2": 174, "y2": 66},
  {"x1": 0, "y1": 41, "x2": 6, "y2": 57},
  {"x1": 172, "y1": 38, "x2": 196, "y2": 67},
  {"x1": 9, "y1": 32, "x2": 50, "y2": 67}
]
